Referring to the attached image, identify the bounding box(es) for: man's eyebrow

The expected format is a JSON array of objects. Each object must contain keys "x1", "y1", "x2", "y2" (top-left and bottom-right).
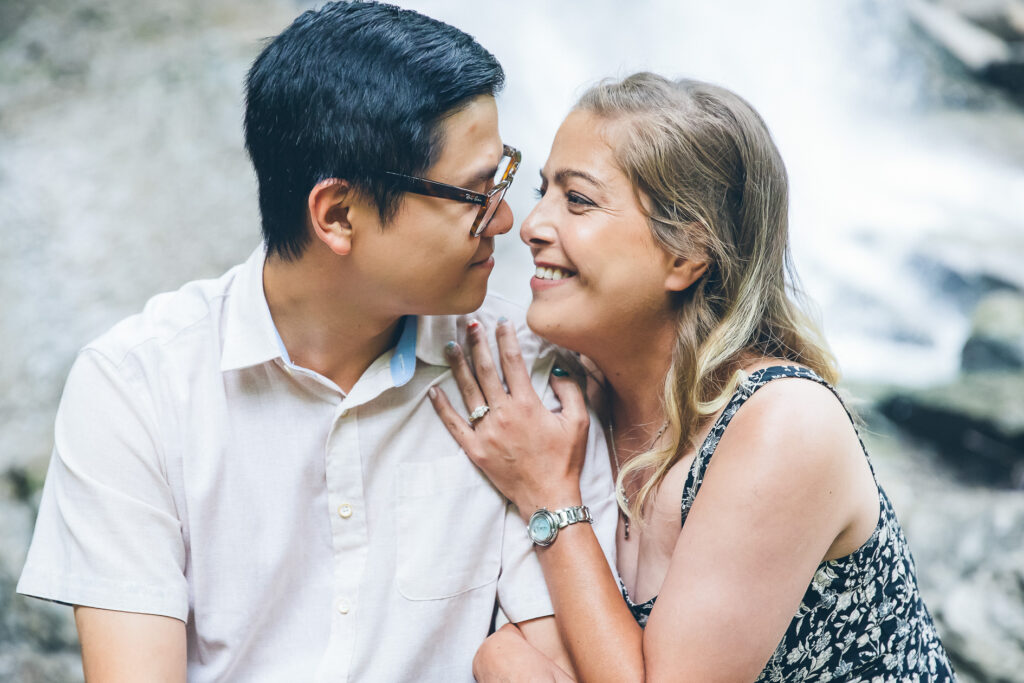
[
  {"x1": 463, "y1": 163, "x2": 499, "y2": 188},
  {"x1": 553, "y1": 168, "x2": 606, "y2": 191}
]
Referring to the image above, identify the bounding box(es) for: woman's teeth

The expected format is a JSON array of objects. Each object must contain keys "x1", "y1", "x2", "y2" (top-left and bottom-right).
[{"x1": 535, "y1": 266, "x2": 574, "y2": 281}]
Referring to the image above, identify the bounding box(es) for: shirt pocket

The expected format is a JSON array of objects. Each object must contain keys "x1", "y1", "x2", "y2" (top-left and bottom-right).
[{"x1": 395, "y1": 455, "x2": 504, "y2": 600}]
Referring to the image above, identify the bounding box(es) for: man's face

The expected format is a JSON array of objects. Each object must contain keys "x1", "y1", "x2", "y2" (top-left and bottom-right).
[{"x1": 347, "y1": 95, "x2": 513, "y2": 317}]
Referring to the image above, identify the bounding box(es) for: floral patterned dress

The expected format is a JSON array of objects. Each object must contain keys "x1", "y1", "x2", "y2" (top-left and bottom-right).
[{"x1": 621, "y1": 365, "x2": 956, "y2": 681}]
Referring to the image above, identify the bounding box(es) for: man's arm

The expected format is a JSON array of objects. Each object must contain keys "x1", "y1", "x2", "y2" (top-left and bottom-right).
[
  {"x1": 17, "y1": 349, "x2": 190, "y2": 678},
  {"x1": 75, "y1": 607, "x2": 186, "y2": 683}
]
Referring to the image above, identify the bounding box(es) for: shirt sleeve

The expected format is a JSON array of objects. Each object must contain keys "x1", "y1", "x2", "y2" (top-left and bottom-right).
[
  {"x1": 494, "y1": 342, "x2": 618, "y2": 625},
  {"x1": 16, "y1": 347, "x2": 189, "y2": 622}
]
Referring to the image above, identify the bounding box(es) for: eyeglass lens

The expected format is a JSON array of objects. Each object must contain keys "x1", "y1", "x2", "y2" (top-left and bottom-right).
[
  {"x1": 472, "y1": 186, "x2": 509, "y2": 236},
  {"x1": 471, "y1": 156, "x2": 515, "y2": 236}
]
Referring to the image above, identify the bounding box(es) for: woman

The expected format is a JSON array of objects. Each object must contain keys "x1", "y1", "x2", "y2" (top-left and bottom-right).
[{"x1": 429, "y1": 73, "x2": 954, "y2": 681}]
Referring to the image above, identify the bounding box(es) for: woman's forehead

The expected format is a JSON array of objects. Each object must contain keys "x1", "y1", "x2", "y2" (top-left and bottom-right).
[{"x1": 546, "y1": 111, "x2": 626, "y2": 184}]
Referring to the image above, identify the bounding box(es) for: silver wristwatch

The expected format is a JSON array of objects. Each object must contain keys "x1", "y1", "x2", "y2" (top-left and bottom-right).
[{"x1": 527, "y1": 505, "x2": 592, "y2": 547}]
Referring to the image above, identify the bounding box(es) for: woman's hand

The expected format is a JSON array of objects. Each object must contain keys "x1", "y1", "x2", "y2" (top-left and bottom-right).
[
  {"x1": 428, "y1": 318, "x2": 589, "y2": 519},
  {"x1": 474, "y1": 624, "x2": 576, "y2": 683}
]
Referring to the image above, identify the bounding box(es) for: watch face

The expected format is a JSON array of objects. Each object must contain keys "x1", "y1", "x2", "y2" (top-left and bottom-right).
[{"x1": 529, "y1": 511, "x2": 556, "y2": 544}]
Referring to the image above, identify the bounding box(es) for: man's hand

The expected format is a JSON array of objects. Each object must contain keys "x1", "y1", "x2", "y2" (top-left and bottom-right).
[
  {"x1": 474, "y1": 623, "x2": 576, "y2": 683},
  {"x1": 75, "y1": 606, "x2": 186, "y2": 682}
]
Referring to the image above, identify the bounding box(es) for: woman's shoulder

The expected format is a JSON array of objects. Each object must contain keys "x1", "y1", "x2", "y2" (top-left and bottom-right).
[{"x1": 708, "y1": 360, "x2": 862, "y2": 485}]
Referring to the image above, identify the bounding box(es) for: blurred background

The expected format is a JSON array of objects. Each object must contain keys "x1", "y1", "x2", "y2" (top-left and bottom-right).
[{"x1": 1, "y1": 0, "x2": 1022, "y2": 680}]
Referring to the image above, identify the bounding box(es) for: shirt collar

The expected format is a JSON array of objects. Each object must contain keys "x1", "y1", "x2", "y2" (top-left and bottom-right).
[
  {"x1": 220, "y1": 245, "x2": 285, "y2": 372},
  {"x1": 414, "y1": 312, "x2": 460, "y2": 367},
  {"x1": 388, "y1": 315, "x2": 419, "y2": 387}
]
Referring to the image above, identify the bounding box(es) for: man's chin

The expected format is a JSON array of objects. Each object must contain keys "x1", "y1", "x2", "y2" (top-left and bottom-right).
[{"x1": 418, "y1": 287, "x2": 488, "y2": 317}]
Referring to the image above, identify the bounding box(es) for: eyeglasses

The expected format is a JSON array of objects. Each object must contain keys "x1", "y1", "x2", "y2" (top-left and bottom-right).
[{"x1": 384, "y1": 144, "x2": 521, "y2": 237}]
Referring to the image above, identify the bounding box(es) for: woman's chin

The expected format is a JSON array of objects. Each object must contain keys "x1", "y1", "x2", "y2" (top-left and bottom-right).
[{"x1": 526, "y1": 304, "x2": 585, "y2": 351}]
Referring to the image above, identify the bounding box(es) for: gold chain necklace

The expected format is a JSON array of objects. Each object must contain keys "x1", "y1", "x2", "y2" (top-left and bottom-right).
[{"x1": 609, "y1": 419, "x2": 669, "y2": 540}]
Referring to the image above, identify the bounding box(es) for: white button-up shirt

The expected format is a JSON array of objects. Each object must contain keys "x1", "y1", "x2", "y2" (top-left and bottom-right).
[{"x1": 18, "y1": 246, "x2": 616, "y2": 682}]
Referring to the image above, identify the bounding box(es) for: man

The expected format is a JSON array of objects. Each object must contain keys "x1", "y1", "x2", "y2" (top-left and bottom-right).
[{"x1": 17, "y1": 2, "x2": 615, "y2": 681}]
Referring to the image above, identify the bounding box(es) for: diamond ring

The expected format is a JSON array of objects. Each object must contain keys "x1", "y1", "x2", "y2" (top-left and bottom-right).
[{"x1": 468, "y1": 405, "x2": 490, "y2": 425}]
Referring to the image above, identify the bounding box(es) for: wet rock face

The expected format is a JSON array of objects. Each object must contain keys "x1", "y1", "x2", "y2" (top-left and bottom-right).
[
  {"x1": 877, "y1": 291, "x2": 1024, "y2": 489},
  {"x1": 0, "y1": 486, "x2": 81, "y2": 682},
  {"x1": 938, "y1": 549, "x2": 1024, "y2": 682},
  {"x1": 879, "y1": 372, "x2": 1024, "y2": 488}
]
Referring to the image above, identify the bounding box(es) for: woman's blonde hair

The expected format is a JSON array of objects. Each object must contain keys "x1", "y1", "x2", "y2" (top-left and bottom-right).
[{"x1": 577, "y1": 73, "x2": 840, "y2": 523}]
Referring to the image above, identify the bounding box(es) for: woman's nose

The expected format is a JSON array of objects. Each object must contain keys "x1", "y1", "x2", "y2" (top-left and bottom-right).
[{"x1": 520, "y1": 200, "x2": 556, "y2": 247}]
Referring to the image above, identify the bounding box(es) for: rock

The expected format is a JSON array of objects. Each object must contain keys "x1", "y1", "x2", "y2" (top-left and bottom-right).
[
  {"x1": 934, "y1": 549, "x2": 1024, "y2": 682},
  {"x1": 0, "y1": 645, "x2": 82, "y2": 683},
  {"x1": 961, "y1": 291, "x2": 1024, "y2": 371},
  {"x1": 878, "y1": 371, "x2": 1024, "y2": 487},
  {"x1": 907, "y1": 0, "x2": 1024, "y2": 92},
  {"x1": 855, "y1": 410, "x2": 1024, "y2": 682},
  {"x1": 907, "y1": 0, "x2": 1016, "y2": 71},
  {"x1": 0, "y1": 494, "x2": 80, "y2": 682}
]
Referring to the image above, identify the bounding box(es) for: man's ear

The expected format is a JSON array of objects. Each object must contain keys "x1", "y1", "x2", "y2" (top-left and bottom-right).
[
  {"x1": 664, "y1": 255, "x2": 708, "y2": 293},
  {"x1": 308, "y1": 179, "x2": 355, "y2": 256}
]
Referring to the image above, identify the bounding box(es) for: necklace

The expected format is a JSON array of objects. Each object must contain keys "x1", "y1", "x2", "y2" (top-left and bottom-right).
[{"x1": 608, "y1": 419, "x2": 669, "y2": 540}]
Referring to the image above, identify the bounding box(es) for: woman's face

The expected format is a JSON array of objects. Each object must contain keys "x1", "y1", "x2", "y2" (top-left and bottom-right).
[{"x1": 520, "y1": 109, "x2": 681, "y2": 355}]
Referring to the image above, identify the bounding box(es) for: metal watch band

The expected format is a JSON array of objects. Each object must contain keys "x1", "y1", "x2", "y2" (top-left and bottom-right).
[
  {"x1": 527, "y1": 505, "x2": 593, "y2": 547},
  {"x1": 553, "y1": 505, "x2": 593, "y2": 529}
]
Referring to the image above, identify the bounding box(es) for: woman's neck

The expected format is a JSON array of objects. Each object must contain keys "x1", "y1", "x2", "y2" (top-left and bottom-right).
[{"x1": 588, "y1": 318, "x2": 677, "y2": 454}]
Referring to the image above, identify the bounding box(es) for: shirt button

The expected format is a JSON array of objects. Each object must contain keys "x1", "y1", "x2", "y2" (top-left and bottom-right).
[
  {"x1": 338, "y1": 503, "x2": 353, "y2": 519},
  {"x1": 340, "y1": 408, "x2": 351, "y2": 418},
  {"x1": 337, "y1": 598, "x2": 351, "y2": 615}
]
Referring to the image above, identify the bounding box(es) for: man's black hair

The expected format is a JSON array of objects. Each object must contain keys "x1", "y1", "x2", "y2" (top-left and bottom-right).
[{"x1": 244, "y1": 1, "x2": 505, "y2": 260}]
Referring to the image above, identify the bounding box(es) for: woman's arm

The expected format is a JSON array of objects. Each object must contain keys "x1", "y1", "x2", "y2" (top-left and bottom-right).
[
  {"x1": 641, "y1": 378, "x2": 875, "y2": 681},
  {"x1": 431, "y1": 321, "x2": 869, "y2": 682},
  {"x1": 430, "y1": 319, "x2": 645, "y2": 681}
]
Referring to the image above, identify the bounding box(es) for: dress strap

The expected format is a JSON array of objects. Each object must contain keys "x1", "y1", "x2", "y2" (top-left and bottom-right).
[{"x1": 680, "y1": 364, "x2": 870, "y2": 526}]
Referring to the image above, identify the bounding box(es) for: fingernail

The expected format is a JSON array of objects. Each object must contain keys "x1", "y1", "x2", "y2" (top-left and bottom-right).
[
  {"x1": 428, "y1": 386, "x2": 437, "y2": 399},
  {"x1": 467, "y1": 319, "x2": 481, "y2": 331},
  {"x1": 445, "y1": 341, "x2": 458, "y2": 355},
  {"x1": 497, "y1": 316, "x2": 508, "y2": 325},
  {"x1": 552, "y1": 366, "x2": 569, "y2": 377}
]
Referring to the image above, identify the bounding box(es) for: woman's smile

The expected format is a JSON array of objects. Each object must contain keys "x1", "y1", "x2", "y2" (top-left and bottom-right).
[{"x1": 531, "y1": 262, "x2": 578, "y2": 290}]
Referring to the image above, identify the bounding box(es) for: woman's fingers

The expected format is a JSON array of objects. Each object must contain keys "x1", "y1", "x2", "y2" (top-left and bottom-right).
[
  {"x1": 494, "y1": 319, "x2": 534, "y2": 399},
  {"x1": 427, "y1": 385, "x2": 478, "y2": 455},
  {"x1": 466, "y1": 320, "x2": 509, "y2": 406},
  {"x1": 445, "y1": 341, "x2": 488, "y2": 415},
  {"x1": 549, "y1": 370, "x2": 589, "y2": 430}
]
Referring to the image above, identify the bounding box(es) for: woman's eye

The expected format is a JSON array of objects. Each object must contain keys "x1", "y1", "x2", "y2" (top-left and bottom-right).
[
  {"x1": 567, "y1": 191, "x2": 595, "y2": 207},
  {"x1": 533, "y1": 186, "x2": 545, "y2": 198}
]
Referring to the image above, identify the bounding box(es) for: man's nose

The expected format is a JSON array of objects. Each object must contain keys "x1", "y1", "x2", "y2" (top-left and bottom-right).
[{"x1": 480, "y1": 199, "x2": 513, "y2": 238}]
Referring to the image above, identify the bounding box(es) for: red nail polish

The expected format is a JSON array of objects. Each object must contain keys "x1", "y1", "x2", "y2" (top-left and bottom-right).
[{"x1": 467, "y1": 319, "x2": 480, "y2": 331}]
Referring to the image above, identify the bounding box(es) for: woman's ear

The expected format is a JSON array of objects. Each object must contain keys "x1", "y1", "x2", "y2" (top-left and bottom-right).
[
  {"x1": 664, "y1": 256, "x2": 708, "y2": 293},
  {"x1": 307, "y1": 179, "x2": 354, "y2": 256}
]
